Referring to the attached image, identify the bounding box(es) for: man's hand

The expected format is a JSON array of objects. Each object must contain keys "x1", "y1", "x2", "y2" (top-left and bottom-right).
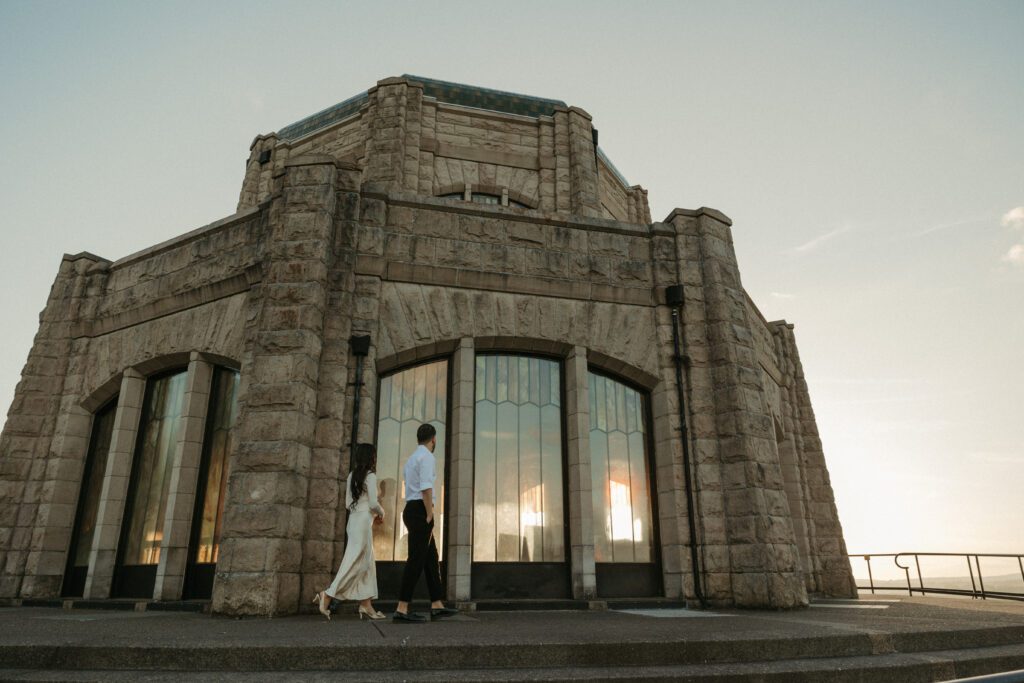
[{"x1": 423, "y1": 487, "x2": 435, "y2": 526}]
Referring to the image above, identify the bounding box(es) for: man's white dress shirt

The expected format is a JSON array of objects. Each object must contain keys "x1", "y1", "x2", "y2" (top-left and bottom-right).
[{"x1": 403, "y1": 444, "x2": 436, "y2": 502}]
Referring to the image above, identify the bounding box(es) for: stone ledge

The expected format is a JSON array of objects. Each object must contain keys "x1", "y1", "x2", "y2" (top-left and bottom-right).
[
  {"x1": 110, "y1": 205, "x2": 265, "y2": 270},
  {"x1": 71, "y1": 266, "x2": 261, "y2": 339},
  {"x1": 370, "y1": 190, "x2": 652, "y2": 236},
  {"x1": 61, "y1": 251, "x2": 111, "y2": 265},
  {"x1": 354, "y1": 256, "x2": 655, "y2": 307},
  {"x1": 664, "y1": 207, "x2": 733, "y2": 226}
]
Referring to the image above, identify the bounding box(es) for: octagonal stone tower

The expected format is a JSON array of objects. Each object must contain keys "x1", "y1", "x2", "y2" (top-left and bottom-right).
[{"x1": 0, "y1": 76, "x2": 857, "y2": 615}]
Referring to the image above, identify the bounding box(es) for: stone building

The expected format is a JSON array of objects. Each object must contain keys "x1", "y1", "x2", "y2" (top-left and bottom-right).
[{"x1": 0, "y1": 76, "x2": 856, "y2": 616}]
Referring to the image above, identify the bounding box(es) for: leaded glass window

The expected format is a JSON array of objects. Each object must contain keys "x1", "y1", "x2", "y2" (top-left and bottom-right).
[
  {"x1": 121, "y1": 371, "x2": 187, "y2": 566},
  {"x1": 192, "y1": 367, "x2": 240, "y2": 564},
  {"x1": 63, "y1": 399, "x2": 118, "y2": 595},
  {"x1": 471, "y1": 193, "x2": 501, "y2": 205},
  {"x1": 588, "y1": 372, "x2": 653, "y2": 563},
  {"x1": 373, "y1": 360, "x2": 448, "y2": 562},
  {"x1": 473, "y1": 355, "x2": 565, "y2": 562}
]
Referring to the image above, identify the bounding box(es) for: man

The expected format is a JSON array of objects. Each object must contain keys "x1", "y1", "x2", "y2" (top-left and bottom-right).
[{"x1": 393, "y1": 423, "x2": 458, "y2": 623}]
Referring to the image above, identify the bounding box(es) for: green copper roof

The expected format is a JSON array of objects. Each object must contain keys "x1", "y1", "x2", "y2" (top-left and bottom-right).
[
  {"x1": 405, "y1": 74, "x2": 566, "y2": 119},
  {"x1": 277, "y1": 75, "x2": 567, "y2": 141}
]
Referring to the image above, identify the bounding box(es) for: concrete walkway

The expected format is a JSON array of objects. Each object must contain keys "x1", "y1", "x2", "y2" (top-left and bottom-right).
[{"x1": 1, "y1": 597, "x2": 1023, "y2": 681}]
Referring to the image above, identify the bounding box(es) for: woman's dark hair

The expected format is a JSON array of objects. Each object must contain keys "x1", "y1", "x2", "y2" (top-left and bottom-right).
[{"x1": 349, "y1": 443, "x2": 376, "y2": 508}]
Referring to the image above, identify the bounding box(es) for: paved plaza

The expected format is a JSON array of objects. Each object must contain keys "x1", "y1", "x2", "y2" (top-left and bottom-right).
[{"x1": 1, "y1": 597, "x2": 1023, "y2": 680}]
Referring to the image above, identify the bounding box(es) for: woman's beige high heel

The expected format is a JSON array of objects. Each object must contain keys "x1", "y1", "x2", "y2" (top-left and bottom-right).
[
  {"x1": 313, "y1": 592, "x2": 332, "y2": 621},
  {"x1": 358, "y1": 605, "x2": 386, "y2": 620}
]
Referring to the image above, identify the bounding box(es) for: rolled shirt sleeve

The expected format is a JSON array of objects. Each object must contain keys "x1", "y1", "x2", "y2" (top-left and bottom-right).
[{"x1": 416, "y1": 453, "x2": 436, "y2": 492}]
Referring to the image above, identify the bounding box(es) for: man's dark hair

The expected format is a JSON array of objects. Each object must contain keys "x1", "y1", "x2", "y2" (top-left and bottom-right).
[{"x1": 417, "y1": 423, "x2": 436, "y2": 444}]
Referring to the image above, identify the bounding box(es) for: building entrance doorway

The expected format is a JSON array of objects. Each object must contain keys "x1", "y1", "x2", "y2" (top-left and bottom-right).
[{"x1": 471, "y1": 355, "x2": 569, "y2": 599}]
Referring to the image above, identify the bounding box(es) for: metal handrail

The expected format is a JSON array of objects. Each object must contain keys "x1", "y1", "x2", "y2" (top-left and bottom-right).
[{"x1": 849, "y1": 552, "x2": 1024, "y2": 602}]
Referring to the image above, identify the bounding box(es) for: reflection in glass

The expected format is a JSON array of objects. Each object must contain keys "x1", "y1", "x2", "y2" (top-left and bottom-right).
[
  {"x1": 122, "y1": 371, "x2": 187, "y2": 566},
  {"x1": 373, "y1": 360, "x2": 448, "y2": 562},
  {"x1": 71, "y1": 400, "x2": 118, "y2": 568},
  {"x1": 474, "y1": 355, "x2": 564, "y2": 562},
  {"x1": 588, "y1": 372, "x2": 653, "y2": 563},
  {"x1": 193, "y1": 367, "x2": 240, "y2": 564}
]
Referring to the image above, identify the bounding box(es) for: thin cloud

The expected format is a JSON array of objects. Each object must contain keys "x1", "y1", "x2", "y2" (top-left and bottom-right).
[
  {"x1": 1001, "y1": 207, "x2": 1024, "y2": 230},
  {"x1": 1002, "y1": 244, "x2": 1024, "y2": 266},
  {"x1": 770, "y1": 291, "x2": 795, "y2": 299},
  {"x1": 791, "y1": 225, "x2": 853, "y2": 253},
  {"x1": 912, "y1": 215, "x2": 991, "y2": 238}
]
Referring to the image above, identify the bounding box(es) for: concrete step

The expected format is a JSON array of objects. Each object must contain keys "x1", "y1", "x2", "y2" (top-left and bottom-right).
[
  {"x1": 1, "y1": 643, "x2": 1023, "y2": 682},
  {"x1": 2, "y1": 622, "x2": 1024, "y2": 672}
]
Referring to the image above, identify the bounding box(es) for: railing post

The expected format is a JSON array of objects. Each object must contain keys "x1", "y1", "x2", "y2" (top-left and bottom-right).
[
  {"x1": 865, "y1": 555, "x2": 874, "y2": 595},
  {"x1": 976, "y1": 555, "x2": 986, "y2": 600},
  {"x1": 915, "y1": 555, "x2": 924, "y2": 596},
  {"x1": 967, "y1": 555, "x2": 978, "y2": 599}
]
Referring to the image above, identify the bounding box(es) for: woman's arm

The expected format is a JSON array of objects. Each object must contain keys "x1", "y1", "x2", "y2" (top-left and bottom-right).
[{"x1": 367, "y1": 472, "x2": 384, "y2": 517}]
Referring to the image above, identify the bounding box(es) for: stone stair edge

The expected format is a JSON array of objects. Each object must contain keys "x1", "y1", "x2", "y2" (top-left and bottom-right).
[
  {"x1": 0, "y1": 643, "x2": 1022, "y2": 682},
  {"x1": 3, "y1": 625, "x2": 1024, "y2": 673}
]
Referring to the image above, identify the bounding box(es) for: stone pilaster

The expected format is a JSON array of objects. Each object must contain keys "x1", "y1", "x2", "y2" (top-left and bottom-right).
[
  {"x1": 552, "y1": 109, "x2": 572, "y2": 214},
  {"x1": 646, "y1": 223, "x2": 703, "y2": 602},
  {"x1": 667, "y1": 207, "x2": 807, "y2": 608},
  {"x1": 363, "y1": 77, "x2": 424, "y2": 194},
  {"x1": 238, "y1": 133, "x2": 283, "y2": 211},
  {"x1": 303, "y1": 162, "x2": 361, "y2": 605},
  {"x1": 627, "y1": 186, "x2": 652, "y2": 224},
  {"x1": 538, "y1": 117, "x2": 557, "y2": 212},
  {"x1": 0, "y1": 253, "x2": 109, "y2": 598},
  {"x1": 84, "y1": 368, "x2": 146, "y2": 599},
  {"x1": 773, "y1": 322, "x2": 857, "y2": 598},
  {"x1": 446, "y1": 338, "x2": 475, "y2": 601},
  {"x1": 418, "y1": 100, "x2": 437, "y2": 196},
  {"x1": 566, "y1": 107, "x2": 601, "y2": 219},
  {"x1": 565, "y1": 346, "x2": 596, "y2": 599},
  {"x1": 212, "y1": 157, "x2": 340, "y2": 616},
  {"x1": 153, "y1": 353, "x2": 213, "y2": 601}
]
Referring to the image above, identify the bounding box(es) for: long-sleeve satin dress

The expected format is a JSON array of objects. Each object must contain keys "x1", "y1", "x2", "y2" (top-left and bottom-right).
[{"x1": 325, "y1": 472, "x2": 384, "y2": 600}]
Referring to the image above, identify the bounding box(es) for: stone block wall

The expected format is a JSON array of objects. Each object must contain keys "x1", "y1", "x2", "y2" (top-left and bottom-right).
[
  {"x1": 236, "y1": 76, "x2": 651, "y2": 224},
  {"x1": 0, "y1": 204, "x2": 265, "y2": 599}
]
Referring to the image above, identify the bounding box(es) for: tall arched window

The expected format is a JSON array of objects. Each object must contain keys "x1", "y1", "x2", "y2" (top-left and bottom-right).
[
  {"x1": 62, "y1": 398, "x2": 118, "y2": 597},
  {"x1": 114, "y1": 370, "x2": 187, "y2": 597},
  {"x1": 184, "y1": 366, "x2": 240, "y2": 599},
  {"x1": 373, "y1": 360, "x2": 449, "y2": 564},
  {"x1": 588, "y1": 371, "x2": 660, "y2": 597},
  {"x1": 473, "y1": 354, "x2": 568, "y2": 598}
]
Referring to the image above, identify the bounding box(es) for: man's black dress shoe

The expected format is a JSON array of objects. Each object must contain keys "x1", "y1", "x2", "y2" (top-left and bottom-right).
[
  {"x1": 430, "y1": 607, "x2": 459, "y2": 619},
  {"x1": 392, "y1": 611, "x2": 427, "y2": 623}
]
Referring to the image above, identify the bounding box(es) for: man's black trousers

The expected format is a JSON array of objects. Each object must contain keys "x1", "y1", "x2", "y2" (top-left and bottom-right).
[{"x1": 399, "y1": 499, "x2": 443, "y2": 603}]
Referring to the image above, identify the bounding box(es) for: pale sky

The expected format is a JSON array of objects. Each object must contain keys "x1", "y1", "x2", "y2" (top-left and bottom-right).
[{"x1": 1, "y1": 1, "x2": 1021, "y2": 570}]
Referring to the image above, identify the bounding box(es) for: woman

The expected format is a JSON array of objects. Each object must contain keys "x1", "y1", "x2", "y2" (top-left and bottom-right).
[{"x1": 313, "y1": 443, "x2": 386, "y2": 620}]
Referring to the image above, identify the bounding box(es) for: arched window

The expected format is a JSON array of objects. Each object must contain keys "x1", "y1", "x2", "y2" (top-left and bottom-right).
[
  {"x1": 62, "y1": 398, "x2": 118, "y2": 597},
  {"x1": 470, "y1": 192, "x2": 501, "y2": 205},
  {"x1": 588, "y1": 371, "x2": 660, "y2": 597},
  {"x1": 373, "y1": 359, "x2": 449, "y2": 563},
  {"x1": 184, "y1": 366, "x2": 240, "y2": 598},
  {"x1": 437, "y1": 189, "x2": 531, "y2": 209},
  {"x1": 114, "y1": 369, "x2": 188, "y2": 597},
  {"x1": 588, "y1": 372, "x2": 653, "y2": 562},
  {"x1": 473, "y1": 355, "x2": 564, "y2": 563}
]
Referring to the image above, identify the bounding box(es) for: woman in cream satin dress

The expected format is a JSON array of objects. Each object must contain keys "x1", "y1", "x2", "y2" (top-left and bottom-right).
[{"x1": 313, "y1": 443, "x2": 386, "y2": 620}]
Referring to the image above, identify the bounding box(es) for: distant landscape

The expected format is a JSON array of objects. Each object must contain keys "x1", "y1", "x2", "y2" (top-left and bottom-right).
[{"x1": 854, "y1": 573, "x2": 1024, "y2": 596}]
